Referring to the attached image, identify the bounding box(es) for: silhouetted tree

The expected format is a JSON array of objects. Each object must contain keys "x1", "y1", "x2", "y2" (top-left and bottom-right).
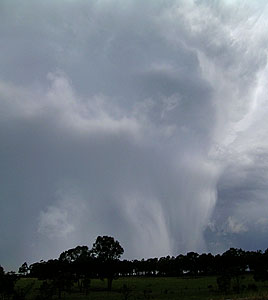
[
  {"x1": 146, "y1": 258, "x2": 158, "y2": 276},
  {"x1": 118, "y1": 260, "x2": 134, "y2": 276},
  {"x1": 0, "y1": 266, "x2": 4, "y2": 277},
  {"x1": 91, "y1": 235, "x2": 124, "y2": 291},
  {"x1": 91, "y1": 236, "x2": 124, "y2": 261},
  {"x1": 59, "y1": 246, "x2": 90, "y2": 263},
  {"x1": 29, "y1": 259, "x2": 61, "y2": 280},
  {"x1": 184, "y1": 252, "x2": 199, "y2": 276},
  {"x1": 214, "y1": 248, "x2": 247, "y2": 293},
  {"x1": 59, "y1": 245, "x2": 93, "y2": 290},
  {"x1": 198, "y1": 253, "x2": 215, "y2": 275},
  {"x1": 158, "y1": 256, "x2": 176, "y2": 276},
  {"x1": 253, "y1": 249, "x2": 268, "y2": 282},
  {"x1": 19, "y1": 262, "x2": 29, "y2": 276},
  {"x1": 0, "y1": 271, "x2": 18, "y2": 299}
]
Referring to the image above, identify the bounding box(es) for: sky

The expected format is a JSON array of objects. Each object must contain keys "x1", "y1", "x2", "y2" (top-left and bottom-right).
[{"x1": 1, "y1": 0, "x2": 268, "y2": 271}]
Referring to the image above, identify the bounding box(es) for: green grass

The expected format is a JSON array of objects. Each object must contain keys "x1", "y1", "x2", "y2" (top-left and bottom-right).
[{"x1": 14, "y1": 275, "x2": 268, "y2": 300}]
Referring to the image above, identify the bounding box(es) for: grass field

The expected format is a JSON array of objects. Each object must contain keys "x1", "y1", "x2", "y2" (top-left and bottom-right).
[{"x1": 15, "y1": 275, "x2": 268, "y2": 300}]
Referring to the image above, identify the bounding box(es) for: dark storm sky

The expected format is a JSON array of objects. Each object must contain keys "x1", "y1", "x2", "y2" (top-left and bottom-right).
[{"x1": 1, "y1": 0, "x2": 268, "y2": 271}]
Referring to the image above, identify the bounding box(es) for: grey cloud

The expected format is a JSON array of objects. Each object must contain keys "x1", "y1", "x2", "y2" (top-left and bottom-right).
[
  {"x1": 206, "y1": 149, "x2": 268, "y2": 253},
  {"x1": 1, "y1": 0, "x2": 268, "y2": 270}
]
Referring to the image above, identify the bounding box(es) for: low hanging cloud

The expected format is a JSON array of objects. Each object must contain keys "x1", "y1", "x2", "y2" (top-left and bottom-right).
[{"x1": 1, "y1": 0, "x2": 268, "y2": 270}]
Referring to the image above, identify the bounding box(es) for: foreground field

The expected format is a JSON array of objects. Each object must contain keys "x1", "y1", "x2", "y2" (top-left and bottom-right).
[{"x1": 16, "y1": 275, "x2": 268, "y2": 300}]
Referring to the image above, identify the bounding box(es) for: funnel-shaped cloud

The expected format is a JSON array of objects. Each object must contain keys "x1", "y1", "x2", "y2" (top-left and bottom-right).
[{"x1": 1, "y1": 0, "x2": 268, "y2": 270}]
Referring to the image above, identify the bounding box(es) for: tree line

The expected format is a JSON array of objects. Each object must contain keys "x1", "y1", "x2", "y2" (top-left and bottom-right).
[
  {"x1": 2, "y1": 236, "x2": 268, "y2": 298},
  {"x1": 28, "y1": 242, "x2": 268, "y2": 282}
]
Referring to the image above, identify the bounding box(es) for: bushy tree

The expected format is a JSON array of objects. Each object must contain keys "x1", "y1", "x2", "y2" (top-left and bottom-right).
[
  {"x1": 91, "y1": 236, "x2": 124, "y2": 291},
  {"x1": 19, "y1": 262, "x2": 29, "y2": 276},
  {"x1": 59, "y1": 246, "x2": 90, "y2": 263},
  {"x1": 91, "y1": 236, "x2": 124, "y2": 262}
]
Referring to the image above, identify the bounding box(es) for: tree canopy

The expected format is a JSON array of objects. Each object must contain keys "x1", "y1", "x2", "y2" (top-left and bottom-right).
[{"x1": 91, "y1": 235, "x2": 124, "y2": 262}]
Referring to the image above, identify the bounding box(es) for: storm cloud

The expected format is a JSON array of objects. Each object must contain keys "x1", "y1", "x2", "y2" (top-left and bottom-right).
[{"x1": 1, "y1": 0, "x2": 268, "y2": 270}]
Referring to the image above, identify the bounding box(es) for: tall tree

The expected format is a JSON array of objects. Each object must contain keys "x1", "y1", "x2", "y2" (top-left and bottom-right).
[{"x1": 91, "y1": 236, "x2": 124, "y2": 291}]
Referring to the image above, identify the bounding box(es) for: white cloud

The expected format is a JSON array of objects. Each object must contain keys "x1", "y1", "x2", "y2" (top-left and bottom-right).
[
  {"x1": 38, "y1": 189, "x2": 87, "y2": 239},
  {"x1": 226, "y1": 216, "x2": 248, "y2": 234},
  {"x1": 39, "y1": 206, "x2": 75, "y2": 238},
  {"x1": 1, "y1": 0, "x2": 268, "y2": 270}
]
